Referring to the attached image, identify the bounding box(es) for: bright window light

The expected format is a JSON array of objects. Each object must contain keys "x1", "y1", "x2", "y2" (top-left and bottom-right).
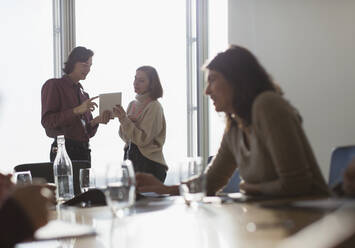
[
  {"x1": 0, "y1": 0, "x2": 53, "y2": 173},
  {"x1": 75, "y1": 0, "x2": 187, "y2": 182},
  {"x1": 208, "y1": 0, "x2": 228, "y2": 157}
]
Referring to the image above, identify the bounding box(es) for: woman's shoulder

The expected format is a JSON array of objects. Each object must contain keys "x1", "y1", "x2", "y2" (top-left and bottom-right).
[
  {"x1": 147, "y1": 100, "x2": 164, "y2": 111},
  {"x1": 44, "y1": 77, "x2": 58, "y2": 84},
  {"x1": 254, "y1": 91, "x2": 286, "y2": 107},
  {"x1": 42, "y1": 77, "x2": 64, "y2": 90},
  {"x1": 127, "y1": 99, "x2": 137, "y2": 106},
  {"x1": 223, "y1": 122, "x2": 240, "y2": 142},
  {"x1": 253, "y1": 91, "x2": 294, "y2": 113},
  {"x1": 252, "y1": 91, "x2": 302, "y2": 123}
]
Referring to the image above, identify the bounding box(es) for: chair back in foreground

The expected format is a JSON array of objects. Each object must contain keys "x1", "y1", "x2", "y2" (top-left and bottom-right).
[
  {"x1": 14, "y1": 160, "x2": 91, "y2": 196},
  {"x1": 328, "y1": 145, "x2": 355, "y2": 187},
  {"x1": 222, "y1": 169, "x2": 241, "y2": 193}
]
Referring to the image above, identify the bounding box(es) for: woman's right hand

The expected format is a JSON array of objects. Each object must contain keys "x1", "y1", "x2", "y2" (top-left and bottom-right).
[
  {"x1": 112, "y1": 104, "x2": 127, "y2": 122},
  {"x1": 136, "y1": 173, "x2": 175, "y2": 195},
  {"x1": 73, "y1": 96, "x2": 99, "y2": 115}
]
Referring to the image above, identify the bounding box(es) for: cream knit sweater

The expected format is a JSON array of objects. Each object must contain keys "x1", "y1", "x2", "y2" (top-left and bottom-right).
[{"x1": 119, "y1": 93, "x2": 167, "y2": 167}]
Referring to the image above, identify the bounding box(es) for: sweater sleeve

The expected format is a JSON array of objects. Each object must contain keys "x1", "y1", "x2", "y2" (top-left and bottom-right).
[
  {"x1": 119, "y1": 102, "x2": 133, "y2": 143},
  {"x1": 0, "y1": 198, "x2": 34, "y2": 248},
  {"x1": 41, "y1": 80, "x2": 78, "y2": 129},
  {"x1": 252, "y1": 92, "x2": 314, "y2": 196},
  {"x1": 206, "y1": 131, "x2": 238, "y2": 196},
  {"x1": 119, "y1": 101, "x2": 165, "y2": 147}
]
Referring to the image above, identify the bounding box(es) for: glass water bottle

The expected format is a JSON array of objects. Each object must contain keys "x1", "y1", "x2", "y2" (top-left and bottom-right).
[{"x1": 53, "y1": 135, "x2": 74, "y2": 202}]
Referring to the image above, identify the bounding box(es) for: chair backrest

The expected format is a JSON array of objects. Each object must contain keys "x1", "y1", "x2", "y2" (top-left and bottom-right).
[
  {"x1": 14, "y1": 160, "x2": 91, "y2": 196},
  {"x1": 328, "y1": 145, "x2": 355, "y2": 187},
  {"x1": 207, "y1": 155, "x2": 240, "y2": 193},
  {"x1": 222, "y1": 169, "x2": 240, "y2": 193}
]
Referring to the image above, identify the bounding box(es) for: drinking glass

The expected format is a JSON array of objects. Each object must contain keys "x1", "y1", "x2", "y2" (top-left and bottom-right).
[
  {"x1": 79, "y1": 168, "x2": 96, "y2": 193},
  {"x1": 179, "y1": 157, "x2": 206, "y2": 205},
  {"x1": 105, "y1": 160, "x2": 136, "y2": 217},
  {"x1": 15, "y1": 171, "x2": 32, "y2": 185}
]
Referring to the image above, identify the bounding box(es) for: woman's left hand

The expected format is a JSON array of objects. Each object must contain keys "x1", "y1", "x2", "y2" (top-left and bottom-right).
[
  {"x1": 239, "y1": 181, "x2": 262, "y2": 195},
  {"x1": 91, "y1": 110, "x2": 113, "y2": 126},
  {"x1": 136, "y1": 173, "x2": 172, "y2": 194},
  {"x1": 112, "y1": 105, "x2": 127, "y2": 122}
]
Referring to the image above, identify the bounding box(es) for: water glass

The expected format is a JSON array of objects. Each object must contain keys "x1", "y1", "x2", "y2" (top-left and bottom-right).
[
  {"x1": 79, "y1": 168, "x2": 96, "y2": 193},
  {"x1": 105, "y1": 160, "x2": 136, "y2": 217},
  {"x1": 15, "y1": 171, "x2": 32, "y2": 185},
  {"x1": 179, "y1": 157, "x2": 206, "y2": 205}
]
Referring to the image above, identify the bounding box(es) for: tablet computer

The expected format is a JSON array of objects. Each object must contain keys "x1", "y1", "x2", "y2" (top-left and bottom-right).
[{"x1": 99, "y1": 92, "x2": 122, "y2": 116}]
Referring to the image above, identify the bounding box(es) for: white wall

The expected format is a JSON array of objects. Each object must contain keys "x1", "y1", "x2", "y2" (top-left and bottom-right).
[{"x1": 228, "y1": 0, "x2": 355, "y2": 179}]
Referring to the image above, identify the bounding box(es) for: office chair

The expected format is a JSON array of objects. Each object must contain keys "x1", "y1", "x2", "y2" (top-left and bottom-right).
[
  {"x1": 222, "y1": 169, "x2": 240, "y2": 193},
  {"x1": 328, "y1": 145, "x2": 355, "y2": 187},
  {"x1": 14, "y1": 160, "x2": 91, "y2": 196},
  {"x1": 207, "y1": 156, "x2": 240, "y2": 193}
]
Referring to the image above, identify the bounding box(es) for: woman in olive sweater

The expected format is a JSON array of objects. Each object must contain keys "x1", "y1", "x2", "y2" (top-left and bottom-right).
[{"x1": 136, "y1": 45, "x2": 329, "y2": 197}]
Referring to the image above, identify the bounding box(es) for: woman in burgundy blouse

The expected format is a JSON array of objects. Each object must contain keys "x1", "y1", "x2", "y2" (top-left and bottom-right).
[{"x1": 41, "y1": 46, "x2": 112, "y2": 162}]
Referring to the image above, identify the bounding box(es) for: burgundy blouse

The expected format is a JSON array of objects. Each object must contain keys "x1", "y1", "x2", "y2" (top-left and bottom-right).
[{"x1": 41, "y1": 75, "x2": 98, "y2": 142}]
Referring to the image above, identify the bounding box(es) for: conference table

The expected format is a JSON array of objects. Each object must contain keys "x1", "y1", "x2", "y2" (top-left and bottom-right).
[{"x1": 16, "y1": 195, "x2": 355, "y2": 248}]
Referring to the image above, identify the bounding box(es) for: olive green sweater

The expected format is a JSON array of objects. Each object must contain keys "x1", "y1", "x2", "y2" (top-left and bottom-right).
[{"x1": 206, "y1": 91, "x2": 329, "y2": 197}]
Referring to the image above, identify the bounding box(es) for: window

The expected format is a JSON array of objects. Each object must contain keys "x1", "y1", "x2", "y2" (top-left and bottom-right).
[
  {"x1": 208, "y1": 0, "x2": 228, "y2": 157},
  {"x1": 75, "y1": 0, "x2": 187, "y2": 181},
  {"x1": 0, "y1": 0, "x2": 53, "y2": 172},
  {"x1": 0, "y1": 0, "x2": 227, "y2": 177}
]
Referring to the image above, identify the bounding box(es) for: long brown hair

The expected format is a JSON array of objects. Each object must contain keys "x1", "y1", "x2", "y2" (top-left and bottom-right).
[{"x1": 206, "y1": 45, "x2": 276, "y2": 128}]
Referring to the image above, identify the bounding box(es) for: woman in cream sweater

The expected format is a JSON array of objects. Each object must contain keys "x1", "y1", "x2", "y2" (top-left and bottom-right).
[
  {"x1": 113, "y1": 66, "x2": 167, "y2": 182},
  {"x1": 135, "y1": 46, "x2": 329, "y2": 197}
]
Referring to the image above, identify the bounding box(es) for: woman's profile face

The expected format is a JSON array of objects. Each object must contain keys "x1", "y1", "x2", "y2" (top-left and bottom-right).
[
  {"x1": 134, "y1": 70, "x2": 150, "y2": 95},
  {"x1": 205, "y1": 70, "x2": 234, "y2": 113}
]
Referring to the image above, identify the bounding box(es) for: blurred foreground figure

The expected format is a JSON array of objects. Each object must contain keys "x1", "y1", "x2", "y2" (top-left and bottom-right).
[{"x1": 0, "y1": 173, "x2": 54, "y2": 248}]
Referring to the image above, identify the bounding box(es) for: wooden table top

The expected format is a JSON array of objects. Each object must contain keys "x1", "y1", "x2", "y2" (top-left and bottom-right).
[{"x1": 16, "y1": 196, "x2": 355, "y2": 248}]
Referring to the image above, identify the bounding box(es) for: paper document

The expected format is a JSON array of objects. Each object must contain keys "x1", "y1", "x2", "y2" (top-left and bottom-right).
[
  {"x1": 99, "y1": 92, "x2": 122, "y2": 115},
  {"x1": 34, "y1": 220, "x2": 96, "y2": 240}
]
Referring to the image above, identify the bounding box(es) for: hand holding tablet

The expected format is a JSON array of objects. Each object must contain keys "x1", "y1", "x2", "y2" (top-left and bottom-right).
[{"x1": 99, "y1": 92, "x2": 122, "y2": 117}]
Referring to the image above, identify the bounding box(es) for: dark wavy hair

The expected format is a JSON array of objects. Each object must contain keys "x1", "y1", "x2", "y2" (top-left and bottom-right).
[
  {"x1": 63, "y1": 46, "x2": 94, "y2": 74},
  {"x1": 205, "y1": 45, "x2": 276, "y2": 127},
  {"x1": 137, "y1": 66, "x2": 163, "y2": 100}
]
